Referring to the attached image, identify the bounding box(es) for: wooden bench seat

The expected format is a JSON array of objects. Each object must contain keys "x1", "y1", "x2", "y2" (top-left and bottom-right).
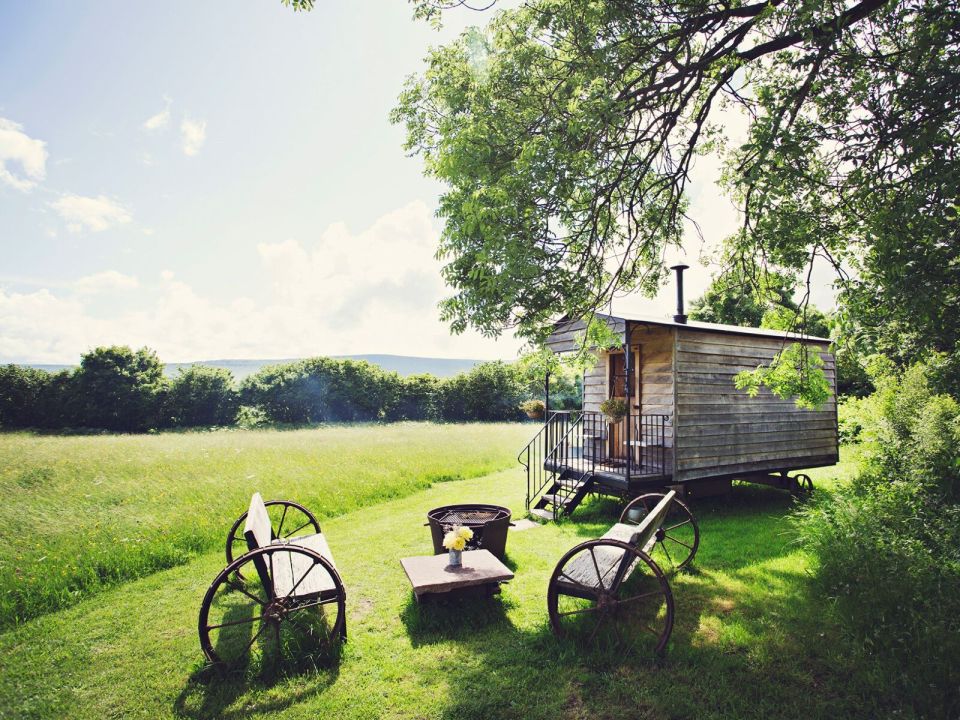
[
  {"x1": 556, "y1": 491, "x2": 675, "y2": 593},
  {"x1": 271, "y1": 534, "x2": 339, "y2": 597},
  {"x1": 200, "y1": 492, "x2": 347, "y2": 665},
  {"x1": 547, "y1": 490, "x2": 697, "y2": 654},
  {"x1": 244, "y1": 492, "x2": 339, "y2": 599}
]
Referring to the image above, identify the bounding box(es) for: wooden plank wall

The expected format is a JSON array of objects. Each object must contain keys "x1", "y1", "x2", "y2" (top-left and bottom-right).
[
  {"x1": 581, "y1": 325, "x2": 676, "y2": 469},
  {"x1": 629, "y1": 325, "x2": 675, "y2": 447},
  {"x1": 545, "y1": 315, "x2": 626, "y2": 354},
  {"x1": 583, "y1": 356, "x2": 607, "y2": 413},
  {"x1": 673, "y1": 329, "x2": 838, "y2": 482}
]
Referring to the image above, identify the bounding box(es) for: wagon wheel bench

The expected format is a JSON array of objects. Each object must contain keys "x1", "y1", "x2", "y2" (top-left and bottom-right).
[
  {"x1": 198, "y1": 492, "x2": 346, "y2": 667},
  {"x1": 547, "y1": 490, "x2": 699, "y2": 655}
]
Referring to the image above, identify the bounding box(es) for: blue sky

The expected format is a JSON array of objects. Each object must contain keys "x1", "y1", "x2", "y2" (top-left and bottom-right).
[{"x1": 0, "y1": 1, "x2": 834, "y2": 364}]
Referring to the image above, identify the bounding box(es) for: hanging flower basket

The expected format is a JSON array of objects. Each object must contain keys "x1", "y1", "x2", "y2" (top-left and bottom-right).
[
  {"x1": 599, "y1": 397, "x2": 627, "y2": 424},
  {"x1": 519, "y1": 399, "x2": 545, "y2": 420}
]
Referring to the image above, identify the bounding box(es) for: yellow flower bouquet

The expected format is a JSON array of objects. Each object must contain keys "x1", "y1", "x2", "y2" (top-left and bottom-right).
[{"x1": 443, "y1": 525, "x2": 473, "y2": 566}]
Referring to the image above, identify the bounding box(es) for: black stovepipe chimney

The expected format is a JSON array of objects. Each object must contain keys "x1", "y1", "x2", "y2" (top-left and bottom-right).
[{"x1": 670, "y1": 264, "x2": 689, "y2": 324}]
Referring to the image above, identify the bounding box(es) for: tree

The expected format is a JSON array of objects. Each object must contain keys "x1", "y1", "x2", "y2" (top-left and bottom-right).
[
  {"x1": 73, "y1": 346, "x2": 167, "y2": 431},
  {"x1": 689, "y1": 266, "x2": 799, "y2": 328},
  {"x1": 434, "y1": 361, "x2": 525, "y2": 421},
  {"x1": 760, "y1": 305, "x2": 831, "y2": 340},
  {"x1": 387, "y1": 373, "x2": 440, "y2": 421},
  {"x1": 392, "y1": 0, "x2": 960, "y2": 396},
  {"x1": 165, "y1": 366, "x2": 239, "y2": 427},
  {"x1": 0, "y1": 365, "x2": 51, "y2": 428},
  {"x1": 515, "y1": 347, "x2": 582, "y2": 410}
]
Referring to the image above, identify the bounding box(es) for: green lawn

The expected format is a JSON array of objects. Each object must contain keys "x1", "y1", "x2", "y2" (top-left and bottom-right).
[
  {"x1": 0, "y1": 423, "x2": 531, "y2": 627},
  {"x1": 0, "y1": 433, "x2": 907, "y2": 720}
]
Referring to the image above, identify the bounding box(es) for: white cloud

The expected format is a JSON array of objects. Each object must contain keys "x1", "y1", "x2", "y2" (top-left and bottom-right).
[
  {"x1": 0, "y1": 288, "x2": 95, "y2": 363},
  {"x1": 142, "y1": 97, "x2": 171, "y2": 131},
  {"x1": 0, "y1": 117, "x2": 48, "y2": 191},
  {"x1": 51, "y1": 194, "x2": 132, "y2": 233},
  {"x1": 74, "y1": 270, "x2": 139, "y2": 295},
  {"x1": 0, "y1": 202, "x2": 522, "y2": 363},
  {"x1": 180, "y1": 118, "x2": 206, "y2": 156}
]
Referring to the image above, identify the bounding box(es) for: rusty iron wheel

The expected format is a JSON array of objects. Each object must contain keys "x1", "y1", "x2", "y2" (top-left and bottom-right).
[
  {"x1": 199, "y1": 545, "x2": 345, "y2": 668},
  {"x1": 225, "y1": 500, "x2": 321, "y2": 581},
  {"x1": 620, "y1": 493, "x2": 700, "y2": 571},
  {"x1": 547, "y1": 539, "x2": 674, "y2": 656}
]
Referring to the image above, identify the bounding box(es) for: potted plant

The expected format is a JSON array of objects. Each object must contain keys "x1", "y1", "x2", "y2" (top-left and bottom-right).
[
  {"x1": 599, "y1": 397, "x2": 627, "y2": 424},
  {"x1": 519, "y1": 398, "x2": 546, "y2": 420},
  {"x1": 443, "y1": 525, "x2": 473, "y2": 567}
]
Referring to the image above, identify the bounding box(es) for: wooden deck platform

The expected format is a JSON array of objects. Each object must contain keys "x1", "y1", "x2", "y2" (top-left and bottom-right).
[{"x1": 543, "y1": 459, "x2": 671, "y2": 493}]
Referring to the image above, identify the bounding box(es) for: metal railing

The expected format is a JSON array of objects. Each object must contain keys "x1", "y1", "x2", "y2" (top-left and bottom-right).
[
  {"x1": 519, "y1": 411, "x2": 574, "y2": 513},
  {"x1": 521, "y1": 411, "x2": 671, "y2": 511},
  {"x1": 630, "y1": 414, "x2": 669, "y2": 475}
]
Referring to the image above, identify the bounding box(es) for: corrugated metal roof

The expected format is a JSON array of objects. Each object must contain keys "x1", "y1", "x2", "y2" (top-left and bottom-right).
[{"x1": 586, "y1": 311, "x2": 832, "y2": 343}]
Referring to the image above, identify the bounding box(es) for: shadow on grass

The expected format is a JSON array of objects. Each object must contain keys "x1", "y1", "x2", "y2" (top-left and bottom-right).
[
  {"x1": 173, "y1": 662, "x2": 339, "y2": 720},
  {"x1": 172, "y1": 608, "x2": 343, "y2": 720},
  {"x1": 423, "y1": 492, "x2": 902, "y2": 720},
  {"x1": 561, "y1": 485, "x2": 807, "y2": 572},
  {"x1": 433, "y1": 578, "x2": 892, "y2": 719},
  {"x1": 400, "y1": 588, "x2": 517, "y2": 647}
]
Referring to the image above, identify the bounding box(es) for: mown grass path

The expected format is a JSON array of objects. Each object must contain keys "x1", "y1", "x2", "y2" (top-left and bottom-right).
[
  {"x1": 1, "y1": 449, "x2": 900, "y2": 720},
  {"x1": 0, "y1": 423, "x2": 531, "y2": 626}
]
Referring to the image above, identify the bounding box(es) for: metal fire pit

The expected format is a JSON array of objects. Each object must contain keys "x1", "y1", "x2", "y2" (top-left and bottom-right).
[{"x1": 426, "y1": 504, "x2": 512, "y2": 560}]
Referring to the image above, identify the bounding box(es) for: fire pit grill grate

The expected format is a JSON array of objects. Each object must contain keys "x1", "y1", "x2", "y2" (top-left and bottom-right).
[
  {"x1": 426, "y1": 504, "x2": 512, "y2": 560},
  {"x1": 436, "y1": 509, "x2": 507, "y2": 526}
]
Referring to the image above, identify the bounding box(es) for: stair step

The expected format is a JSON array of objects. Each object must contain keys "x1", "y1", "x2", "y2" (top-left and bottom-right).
[
  {"x1": 529, "y1": 508, "x2": 555, "y2": 522},
  {"x1": 541, "y1": 493, "x2": 570, "y2": 507}
]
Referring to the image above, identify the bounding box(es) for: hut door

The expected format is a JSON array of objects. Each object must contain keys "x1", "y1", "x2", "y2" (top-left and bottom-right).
[{"x1": 608, "y1": 348, "x2": 641, "y2": 461}]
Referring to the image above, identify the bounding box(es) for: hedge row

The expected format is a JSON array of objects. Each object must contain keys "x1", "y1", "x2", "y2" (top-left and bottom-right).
[
  {"x1": 795, "y1": 358, "x2": 960, "y2": 715},
  {"x1": 0, "y1": 346, "x2": 580, "y2": 432}
]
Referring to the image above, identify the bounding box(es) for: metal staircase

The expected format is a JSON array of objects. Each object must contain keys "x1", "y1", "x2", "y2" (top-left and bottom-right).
[
  {"x1": 519, "y1": 410, "x2": 670, "y2": 520},
  {"x1": 532, "y1": 468, "x2": 595, "y2": 520},
  {"x1": 519, "y1": 411, "x2": 597, "y2": 520}
]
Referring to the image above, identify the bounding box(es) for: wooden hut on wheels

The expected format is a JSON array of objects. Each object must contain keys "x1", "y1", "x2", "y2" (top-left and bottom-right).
[{"x1": 520, "y1": 266, "x2": 839, "y2": 519}]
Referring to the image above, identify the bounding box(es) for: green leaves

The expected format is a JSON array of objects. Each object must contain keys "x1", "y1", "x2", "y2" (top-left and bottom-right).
[
  {"x1": 689, "y1": 264, "x2": 802, "y2": 328},
  {"x1": 393, "y1": 0, "x2": 958, "y2": 398},
  {"x1": 394, "y1": 4, "x2": 686, "y2": 341},
  {"x1": 734, "y1": 343, "x2": 832, "y2": 409},
  {"x1": 279, "y1": 0, "x2": 314, "y2": 11}
]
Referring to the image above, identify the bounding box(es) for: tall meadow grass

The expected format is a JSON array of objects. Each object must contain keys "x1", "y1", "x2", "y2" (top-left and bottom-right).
[{"x1": 0, "y1": 422, "x2": 531, "y2": 627}]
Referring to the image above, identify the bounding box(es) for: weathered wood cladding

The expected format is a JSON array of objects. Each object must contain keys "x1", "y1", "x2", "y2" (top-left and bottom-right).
[
  {"x1": 582, "y1": 325, "x2": 676, "y2": 448},
  {"x1": 583, "y1": 356, "x2": 607, "y2": 412},
  {"x1": 629, "y1": 324, "x2": 675, "y2": 447},
  {"x1": 576, "y1": 326, "x2": 675, "y2": 475},
  {"x1": 545, "y1": 316, "x2": 626, "y2": 355},
  {"x1": 543, "y1": 316, "x2": 839, "y2": 487},
  {"x1": 672, "y1": 328, "x2": 838, "y2": 482}
]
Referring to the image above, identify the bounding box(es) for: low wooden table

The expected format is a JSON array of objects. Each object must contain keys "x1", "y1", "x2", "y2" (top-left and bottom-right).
[{"x1": 400, "y1": 549, "x2": 514, "y2": 600}]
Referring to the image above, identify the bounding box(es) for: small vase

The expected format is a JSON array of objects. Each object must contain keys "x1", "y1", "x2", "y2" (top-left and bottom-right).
[{"x1": 448, "y1": 549, "x2": 462, "y2": 567}]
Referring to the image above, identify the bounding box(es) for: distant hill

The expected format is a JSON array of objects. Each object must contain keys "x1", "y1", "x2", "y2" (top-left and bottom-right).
[{"x1": 25, "y1": 354, "x2": 486, "y2": 381}]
